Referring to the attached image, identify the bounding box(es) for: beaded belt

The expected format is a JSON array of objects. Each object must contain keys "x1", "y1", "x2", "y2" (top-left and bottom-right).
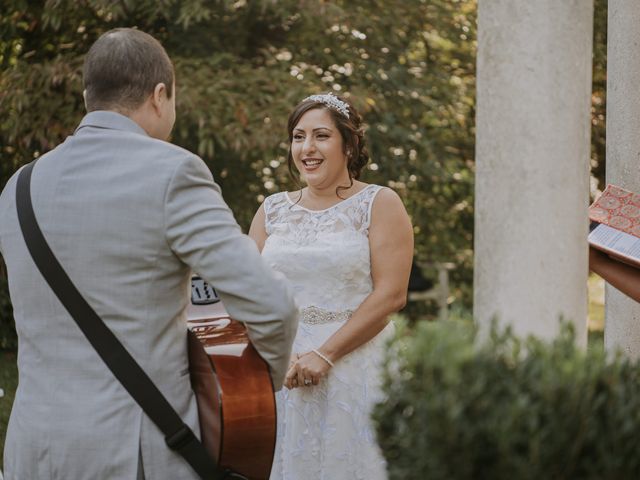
[{"x1": 300, "y1": 306, "x2": 354, "y2": 325}]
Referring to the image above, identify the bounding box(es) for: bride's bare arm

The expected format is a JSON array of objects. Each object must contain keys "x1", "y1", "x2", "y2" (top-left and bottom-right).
[
  {"x1": 248, "y1": 203, "x2": 268, "y2": 252},
  {"x1": 286, "y1": 188, "x2": 413, "y2": 388}
]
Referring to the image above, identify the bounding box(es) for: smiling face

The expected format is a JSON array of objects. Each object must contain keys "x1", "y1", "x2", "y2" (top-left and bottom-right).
[{"x1": 290, "y1": 107, "x2": 350, "y2": 190}]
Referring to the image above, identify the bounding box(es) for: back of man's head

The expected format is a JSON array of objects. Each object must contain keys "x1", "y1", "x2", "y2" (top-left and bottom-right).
[{"x1": 83, "y1": 28, "x2": 174, "y2": 113}]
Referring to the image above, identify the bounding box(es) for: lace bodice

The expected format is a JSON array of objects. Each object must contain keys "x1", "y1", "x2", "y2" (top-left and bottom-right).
[{"x1": 262, "y1": 184, "x2": 383, "y2": 312}]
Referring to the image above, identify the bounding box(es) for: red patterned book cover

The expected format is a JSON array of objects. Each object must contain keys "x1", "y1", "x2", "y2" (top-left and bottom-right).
[
  {"x1": 589, "y1": 185, "x2": 640, "y2": 238},
  {"x1": 588, "y1": 185, "x2": 640, "y2": 267}
]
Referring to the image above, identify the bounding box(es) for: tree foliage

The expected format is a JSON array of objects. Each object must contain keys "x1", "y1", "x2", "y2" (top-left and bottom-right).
[
  {"x1": 591, "y1": 0, "x2": 607, "y2": 196},
  {"x1": 1, "y1": 0, "x2": 476, "y2": 309},
  {"x1": 0, "y1": 0, "x2": 608, "y2": 344}
]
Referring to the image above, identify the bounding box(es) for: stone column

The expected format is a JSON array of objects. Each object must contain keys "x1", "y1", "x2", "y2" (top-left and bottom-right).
[
  {"x1": 474, "y1": 0, "x2": 594, "y2": 344},
  {"x1": 604, "y1": 0, "x2": 640, "y2": 359}
]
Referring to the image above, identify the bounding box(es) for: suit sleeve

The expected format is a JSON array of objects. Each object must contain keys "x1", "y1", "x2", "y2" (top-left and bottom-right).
[{"x1": 163, "y1": 154, "x2": 298, "y2": 389}]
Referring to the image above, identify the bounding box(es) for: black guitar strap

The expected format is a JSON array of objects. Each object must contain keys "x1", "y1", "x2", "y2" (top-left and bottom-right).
[{"x1": 15, "y1": 160, "x2": 244, "y2": 480}]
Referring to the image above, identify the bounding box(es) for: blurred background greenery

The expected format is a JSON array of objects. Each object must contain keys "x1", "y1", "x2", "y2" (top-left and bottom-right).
[
  {"x1": 0, "y1": 0, "x2": 608, "y2": 338},
  {"x1": 0, "y1": 0, "x2": 609, "y2": 466}
]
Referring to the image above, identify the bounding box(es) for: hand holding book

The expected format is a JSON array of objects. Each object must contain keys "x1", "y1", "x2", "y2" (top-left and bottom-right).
[{"x1": 588, "y1": 185, "x2": 640, "y2": 302}]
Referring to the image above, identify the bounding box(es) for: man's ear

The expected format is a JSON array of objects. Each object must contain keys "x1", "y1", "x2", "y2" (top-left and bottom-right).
[
  {"x1": 151, "y1": 83, "x2": 167, "y2": 115},
  {"x1": 82, "y1": 89, "x2": 88, "y2": 111}
]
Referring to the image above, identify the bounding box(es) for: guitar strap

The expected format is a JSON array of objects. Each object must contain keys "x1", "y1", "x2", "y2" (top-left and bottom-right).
[{"x1": 15, "y1": 160, "x2": 244, "y2": 480}]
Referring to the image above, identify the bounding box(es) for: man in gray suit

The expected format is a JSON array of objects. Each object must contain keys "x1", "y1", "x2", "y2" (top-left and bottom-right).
[{"x1": 0, "y1": 28, "x2": 297, "y2": 479}]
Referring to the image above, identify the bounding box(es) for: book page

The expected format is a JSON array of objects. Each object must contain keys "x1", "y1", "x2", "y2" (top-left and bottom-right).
[{"x1": 589, "y1": 223, "x2": 640, "y2": 266}]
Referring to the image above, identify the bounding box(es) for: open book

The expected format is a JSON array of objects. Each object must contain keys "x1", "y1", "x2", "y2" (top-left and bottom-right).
[{"x1": 588, "y1": 185, "x2": 640, "y2": 268}]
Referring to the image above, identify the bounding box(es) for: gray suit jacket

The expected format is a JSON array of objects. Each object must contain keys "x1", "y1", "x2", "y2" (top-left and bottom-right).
[{"x1": 0, "y1": 111, "x2": 297, "y2": 479}]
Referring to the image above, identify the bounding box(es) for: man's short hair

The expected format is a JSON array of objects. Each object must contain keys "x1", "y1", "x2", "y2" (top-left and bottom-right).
[{"x1": 83, "y1": 28, "x2": 174, "y2": 113}]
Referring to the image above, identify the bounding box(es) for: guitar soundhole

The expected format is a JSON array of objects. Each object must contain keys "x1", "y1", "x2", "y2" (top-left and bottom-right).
[{"x1": 191, "y1": 276, "x2": 220, "y2": 305}]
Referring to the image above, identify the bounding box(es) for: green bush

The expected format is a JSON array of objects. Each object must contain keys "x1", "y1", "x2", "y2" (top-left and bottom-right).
[{"x1": 374, "y1": 320, "x2": 640, "y2": 479}]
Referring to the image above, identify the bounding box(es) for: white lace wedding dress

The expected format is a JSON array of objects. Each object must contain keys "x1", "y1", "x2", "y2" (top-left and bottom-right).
[{"x1": 261, "y1": 184, "x2": 393, "y2": 480}]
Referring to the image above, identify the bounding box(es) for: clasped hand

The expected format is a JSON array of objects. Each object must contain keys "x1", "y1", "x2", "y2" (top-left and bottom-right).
[{"x1": 284, "y1": 351, "x2": 332, "y2": 389}]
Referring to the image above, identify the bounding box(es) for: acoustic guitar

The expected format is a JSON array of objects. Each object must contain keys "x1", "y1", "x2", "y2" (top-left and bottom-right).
[{"x1": 187, "y1": 276, "x2": 276, "y2": 480}]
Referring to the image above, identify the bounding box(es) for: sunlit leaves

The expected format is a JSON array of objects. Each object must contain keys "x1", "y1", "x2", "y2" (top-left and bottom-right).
[{"x1": 1, "y1": 0, "x2": 477, "y2": 307}]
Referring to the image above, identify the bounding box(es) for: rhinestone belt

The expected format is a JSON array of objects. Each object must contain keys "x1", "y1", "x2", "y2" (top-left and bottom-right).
[{"x1": 300, "y1": 306, "x2": 354, "y2": 325}]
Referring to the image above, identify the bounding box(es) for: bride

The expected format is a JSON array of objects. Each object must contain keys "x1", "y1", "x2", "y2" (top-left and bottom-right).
[{"x1": 249, "y1": 92, "x2": 413, "y2": 479}]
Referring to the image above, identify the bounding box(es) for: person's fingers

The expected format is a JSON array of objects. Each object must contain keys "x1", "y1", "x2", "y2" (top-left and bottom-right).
[
  {"x1": 296, "y1": 353, "x2": 331, "y2": 386},
  {"x1": 284, "y1": 365, "x2": 298, "y2": 389},
  {"x1": 287, "y1": 353, "x2": 333, "y2": 387},
  {"x1": 296, "y1": 367, "x2": 306, "y2": 387}
]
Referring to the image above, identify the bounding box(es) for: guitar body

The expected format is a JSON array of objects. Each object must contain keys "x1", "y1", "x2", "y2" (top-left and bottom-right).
[{"x1": 187, "y1": 298, "x2": 276, "y2": 480}]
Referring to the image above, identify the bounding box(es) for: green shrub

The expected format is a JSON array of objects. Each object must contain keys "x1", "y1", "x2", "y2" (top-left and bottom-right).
[{"x1": 374, "y1": 320, "x2": 640, "y2": 479}]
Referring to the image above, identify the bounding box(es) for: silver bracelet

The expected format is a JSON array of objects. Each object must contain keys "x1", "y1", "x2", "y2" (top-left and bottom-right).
[{"x1": 312, "y1": 348, "x2": 335, "y2": 368}]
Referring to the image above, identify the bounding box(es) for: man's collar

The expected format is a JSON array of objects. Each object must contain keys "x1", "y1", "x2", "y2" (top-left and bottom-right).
[{"x1": 74, "y1": 111, "x2": 149, "y2": 137}]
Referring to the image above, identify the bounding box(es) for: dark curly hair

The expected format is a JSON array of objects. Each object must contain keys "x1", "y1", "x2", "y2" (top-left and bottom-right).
[{"x1": 286, "y1": 93, "x2": 370, "y2": 195}]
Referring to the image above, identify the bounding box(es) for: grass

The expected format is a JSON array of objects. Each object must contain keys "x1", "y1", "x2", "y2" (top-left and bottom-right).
[
  {"x1": 587, "y1": 273, "x2": 605, "y2": 351},
  {"x1": 588, "y1": 273, "x2": 605, "y2": 332},
  {"x1": 0, "y1": 351, "x2": 18, "y2": 471}
]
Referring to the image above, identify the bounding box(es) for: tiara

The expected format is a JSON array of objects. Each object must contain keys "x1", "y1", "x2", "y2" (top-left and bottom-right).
[{"x1": 302, "y1": 92, "x2": 350, "y2": 118}]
